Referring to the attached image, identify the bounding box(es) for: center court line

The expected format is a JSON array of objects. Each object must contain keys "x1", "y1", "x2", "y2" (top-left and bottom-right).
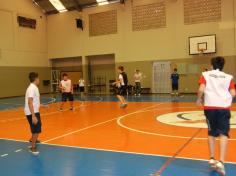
[{"x1": 42, "y1": 103, "x2": 163, "y2": 143}]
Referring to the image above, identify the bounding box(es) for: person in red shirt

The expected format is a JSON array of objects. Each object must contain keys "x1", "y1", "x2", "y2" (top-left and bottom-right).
[{"x1": 197, "y1": 57, "x2": 235, "y2": 176}]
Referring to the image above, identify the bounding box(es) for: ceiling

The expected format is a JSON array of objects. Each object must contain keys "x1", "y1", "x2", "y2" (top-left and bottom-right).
[{"x1": 33, "y1": 0, "x2": 125, "y2": 15}]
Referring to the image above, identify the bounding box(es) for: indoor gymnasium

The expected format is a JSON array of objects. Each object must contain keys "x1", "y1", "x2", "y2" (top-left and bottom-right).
[{"x1": 0, "y1": 0, "x2": 236, "y2": 176}]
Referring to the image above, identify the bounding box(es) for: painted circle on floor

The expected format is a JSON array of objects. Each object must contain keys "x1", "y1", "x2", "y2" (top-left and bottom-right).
[{"x1": 157, "y1": 111, "x2": 236, "y2": 129}]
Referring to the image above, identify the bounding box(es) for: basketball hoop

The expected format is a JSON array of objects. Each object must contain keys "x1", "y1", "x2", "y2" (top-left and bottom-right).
[{"x1": 198, "y1": 48, "x2": 206, "y2": 56}]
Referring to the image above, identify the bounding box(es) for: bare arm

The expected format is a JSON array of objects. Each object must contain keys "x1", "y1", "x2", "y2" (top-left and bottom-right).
[
  {"x1": 196, "y1": 84, "x2": 206, "y2": 106},
  {"x1": 59, "y1": 83, "x2": 63, "y2": 90},
  {"x1": 113, "y1": 75, "x2": 122, "y2": 85},
  {"x1": 71, "y1": 81, "x2": 73, "y2": 94},
  {"x1": 230, "y1": 89, "x2": 236, "y2": 98},
  {"x1": 28, "y1": 98, "x2": 38, "y2": 124},
  {"x1": 229, "y1": 79, "x2": 236, "y2": 98},
  {"x1": 112, "y1": 79, "x2": 121, "y2": 85}
]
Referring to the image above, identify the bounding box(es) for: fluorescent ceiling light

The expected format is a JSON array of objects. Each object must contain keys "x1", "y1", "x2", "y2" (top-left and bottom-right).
[
  {"x1": 96, "y1": 0, "x2": 109, "y2": 6},
  {"x1": 49, "y1": 0, "x2": 68, "y2": 13},
  {"x1": 32, "y1": 0, "x2": 39, "y2": 6},
  {"x1": 59, "y1": 9, "x2": 68, "y2": 13}
]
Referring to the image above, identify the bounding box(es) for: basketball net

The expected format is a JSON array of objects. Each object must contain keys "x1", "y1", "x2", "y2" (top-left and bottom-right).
[{"x1": 198, "y1": 49, "x2": 206, "y2": 57}]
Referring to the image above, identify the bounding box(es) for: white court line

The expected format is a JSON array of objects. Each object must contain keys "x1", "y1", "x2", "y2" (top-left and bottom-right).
[
  {"x1": 117, "y1": 107, "x2": 236, "y2": 141},
  {"x1": 0, "y1": 137, "x2": 235, "y2": 164},
  {"x1": 0, "y1": 96, "x2": 103, "y2": 120},
  {"x1": 0, "y1": 98, "x2": 101, "y2": 123},
  {"x1": 0, "y1": 102, "x2": 23, "y2": 106},
  {"x1": 0, "y1": 97, "x2": 55, "y2": 106},
  {"x1": 14, "y1": 149, "x2": 22, "y2": 153},
  {"x1": 42, "y1": 98, "x2": 56, "y2": 105},
  {"x1": 1, "y1": 154, "x2": 9, "y2": 157},
  {"x1": 0, "y1": 97, "x2": 56, "y2": 114},
  {"x1": 42, "y1": 103, "x2": 163, "y2": 143}
]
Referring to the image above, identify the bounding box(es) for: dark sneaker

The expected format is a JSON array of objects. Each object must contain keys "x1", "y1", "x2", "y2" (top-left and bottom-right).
[
  {"x1": 28, "y1": 147, "x2": 40, "y2": 155},
  {"x1": 29, "y1": 139, "x2": 41, "y2": 143}
]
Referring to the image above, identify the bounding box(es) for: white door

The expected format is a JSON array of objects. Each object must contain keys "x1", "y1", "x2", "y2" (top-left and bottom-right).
[{"x1": 153, "y1": 61, "x2": 171, "y2": 93}]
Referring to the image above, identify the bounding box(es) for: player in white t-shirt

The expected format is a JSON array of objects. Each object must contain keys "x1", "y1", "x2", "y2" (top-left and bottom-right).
[
  {"x1": 134, "y1": 69, "x2": 142, "y2": 96},
  {"x1": 78, "y1": 78, "x2": 85, "y2": 100},
  {"x1": 59, "y1": 73, "x2": 74, "y2": 111},
  {"x1": 113, "y1": 66, "x2": 128, "y2": 108},
  {"x1": 25, "y1": 72, "x2": 41, "y2": 155},
  {"x1": 197, "y1": 57, "x2": 236, "y2": 176}
]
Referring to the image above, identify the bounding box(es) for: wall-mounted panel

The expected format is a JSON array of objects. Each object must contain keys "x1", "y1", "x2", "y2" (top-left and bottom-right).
[
  {"x1": 184, "y1": 0, "x2": 221, "y2": 25},
  {"x1": 89, "y1": 10, "x2": 117, "y2": 37},
  {"x1": 132, "y1": 2, "x2": 166, "y2": 31}
]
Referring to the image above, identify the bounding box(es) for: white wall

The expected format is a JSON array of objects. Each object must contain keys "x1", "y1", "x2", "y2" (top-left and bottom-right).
[
  {"x1": 47, "y1": 0, "x2": 236, "y2": 62},
  {"x1": 0, "y1": 0, "x2": 48, "y2": 67}
]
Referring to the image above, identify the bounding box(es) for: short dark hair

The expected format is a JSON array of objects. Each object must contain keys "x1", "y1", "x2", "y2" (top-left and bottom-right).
[
  {"x1": 211, "y1": 56, "x2": 225, "y2": 71},
  {"x1": 62, "y1": 73, "x2": 68, "y2": 77},
  {"x1": 29, "y1": 72, "x2": 39, "y2": 83},
  {"x1": 118, "y1": 66, "x2": 124, "y2": 72},
  {"x1": 174, "y1": 68, "x2": 177, "y2": 72}
]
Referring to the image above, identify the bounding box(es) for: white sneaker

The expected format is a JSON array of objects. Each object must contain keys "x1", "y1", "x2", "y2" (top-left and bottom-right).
[
  {"x1": 28, "y1": 147, "x2": 40, "y2": 156},
  {"x1": 120, "y1": 104, "x2": 128, "y2": 108},
  {"x1": 215, "y1": 161, "x2": 225, "y2": 176},
  {"x1": 209, "y1": 158, "x2": 217, "y2": 168}
]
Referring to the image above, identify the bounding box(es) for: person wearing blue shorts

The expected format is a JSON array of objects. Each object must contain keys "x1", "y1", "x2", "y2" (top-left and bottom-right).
[
  {"x1": 197, "y1": 56, "x2": 236, "y2": 176},
  {"x1": 25, "y1": 72, "x2": 41, "y2": 155}
]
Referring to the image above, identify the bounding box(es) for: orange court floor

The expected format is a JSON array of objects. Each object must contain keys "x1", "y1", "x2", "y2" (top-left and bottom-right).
[{"x1": 0, "y1": 96, "x2": 235, "y2": 163}]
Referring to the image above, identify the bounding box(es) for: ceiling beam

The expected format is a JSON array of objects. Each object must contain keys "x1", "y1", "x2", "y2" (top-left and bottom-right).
[
  {"x1": 45, "y1": 10, "x2": 59, "y2": 15},
  {"x1": 73, "y1": 0, "x2": 83, "y2": 11}
]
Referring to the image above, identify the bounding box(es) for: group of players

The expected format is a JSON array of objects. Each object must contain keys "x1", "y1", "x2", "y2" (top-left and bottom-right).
[{"x1": 24, "y1": 56, "x2": 235, "y2": 176}]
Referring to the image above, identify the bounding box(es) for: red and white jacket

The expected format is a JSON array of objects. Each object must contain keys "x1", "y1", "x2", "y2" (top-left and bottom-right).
[{"x1": 199, "y1": 69, "x2": 235, "y2": 110}]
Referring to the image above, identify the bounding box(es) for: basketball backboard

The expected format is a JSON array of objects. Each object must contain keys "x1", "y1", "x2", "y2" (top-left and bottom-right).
[{"x1": 189, "y1": 34, "x2": 216, "y2": 55}]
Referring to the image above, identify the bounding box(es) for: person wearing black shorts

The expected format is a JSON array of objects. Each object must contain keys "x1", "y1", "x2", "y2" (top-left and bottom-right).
[
  {"x1": 27, "y1": 113, "x2": 42, "y2": 135},
  {"x1": 59, "y1": 73, "x2": 74, "y2": 111},
  {"x1": 113, "y1": 66, "x2": 128, "y2": 108},
  {"x1": 204, "y1": 110, "x2": 230, "y2": 138},
  {"x1": 117, "y1": 84, "x2": 126, "y2": 96},
  {"x1": 62, "y1": 92, "x2": 74, "y2": 101},
  {"x1": 197, "y1": 56, "x2": 236, "y2": 175},
  {"x1": 24, "y1": 72, "x2": 41, "y2": 155}
]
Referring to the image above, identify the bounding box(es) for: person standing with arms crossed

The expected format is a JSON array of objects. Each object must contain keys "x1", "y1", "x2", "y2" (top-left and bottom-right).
[
  {"x1": 25, "y1": 72, "x2": 41, "y2": 155},
  {"x1": 197, "y1": 56, "x2": 235, "y2": 176},
  {"x1": 78, "y1": 77, "x2": 85, "y2": 100},
  {"x1": 134, "y1": 69, "x2": 142, "y2": 96},
  {"x1": 59, "y1": 73, "x2": 74, "y2": 111}
]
